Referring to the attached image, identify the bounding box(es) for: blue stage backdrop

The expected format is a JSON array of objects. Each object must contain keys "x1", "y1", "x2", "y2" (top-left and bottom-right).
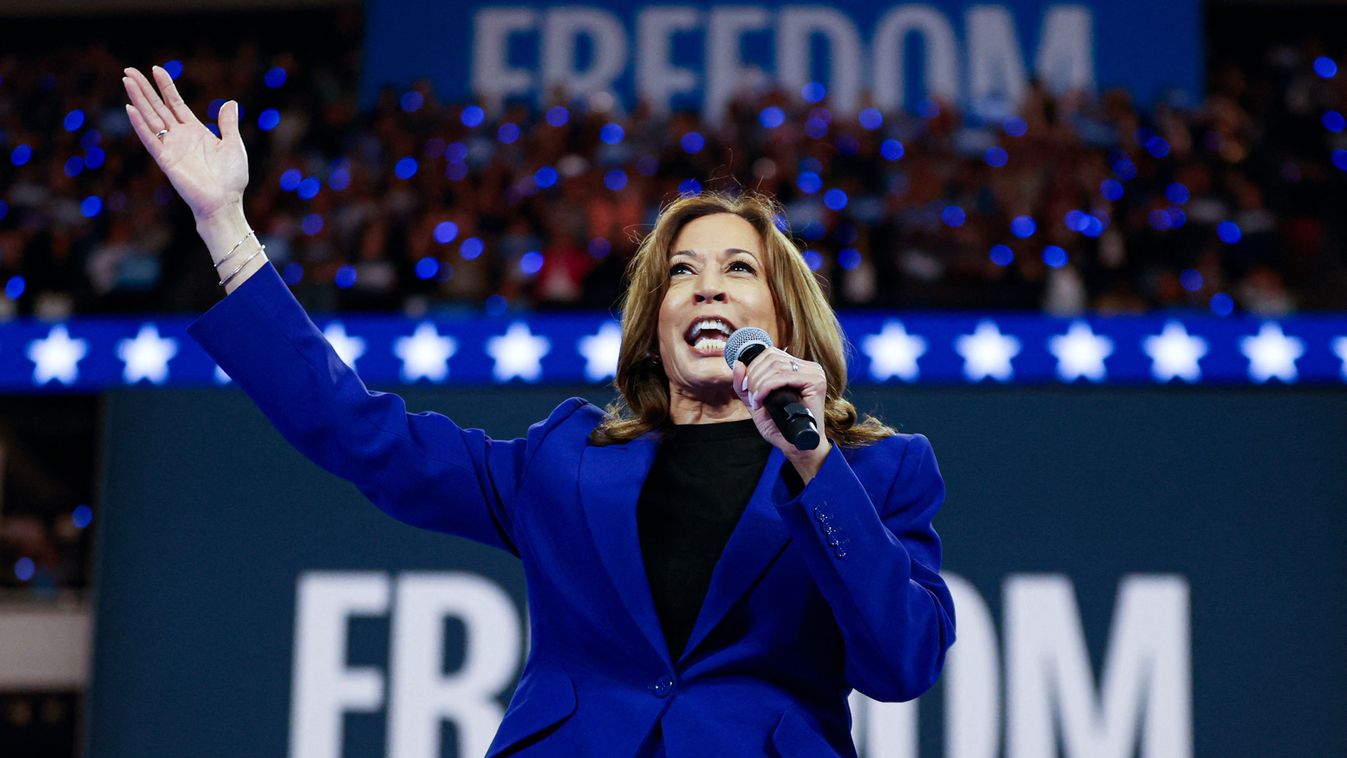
[
  {"x1": 360, "y1": 0, "x2": 1201, "y2": 116},
  {"x1": 87, "y1": 385, "x2": 1347, "y2": 757}
]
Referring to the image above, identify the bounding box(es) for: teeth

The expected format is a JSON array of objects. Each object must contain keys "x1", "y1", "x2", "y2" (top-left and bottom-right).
[
  {"x1": 694, "y1": 337, "x2": 727, "y2": 351},
  {"x1": 687, "y1": 318, "x2": 732, "y2": 341}
]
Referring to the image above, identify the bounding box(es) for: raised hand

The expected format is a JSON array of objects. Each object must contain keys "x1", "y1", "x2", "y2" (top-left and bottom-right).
[{"x1": 122, "y1": 65, "x2": 248, "y2": 222}]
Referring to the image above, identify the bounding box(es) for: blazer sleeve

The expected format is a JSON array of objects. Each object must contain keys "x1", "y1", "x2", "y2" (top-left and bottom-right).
[
  {"x1": 186, "y1": 262, "x2": 588, "y2": 556},
  {"x1": 771, "y1": 433, "x2": 956, "y2": 702}
]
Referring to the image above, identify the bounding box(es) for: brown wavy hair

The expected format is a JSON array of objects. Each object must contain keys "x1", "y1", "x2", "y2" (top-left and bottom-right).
[{"x1": 589, "y1": 190, "x2": 895, "y2": 447}]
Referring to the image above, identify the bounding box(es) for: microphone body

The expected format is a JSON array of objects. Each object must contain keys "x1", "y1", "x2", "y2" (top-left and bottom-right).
[{"x1": 723, "y1": 328, "x2": 821, "y2": 451}]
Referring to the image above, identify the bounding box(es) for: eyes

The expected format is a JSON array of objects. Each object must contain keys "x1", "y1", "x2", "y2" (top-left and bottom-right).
[{"x1": 669, "y1": 259, "x2": 757, "y2": 277}]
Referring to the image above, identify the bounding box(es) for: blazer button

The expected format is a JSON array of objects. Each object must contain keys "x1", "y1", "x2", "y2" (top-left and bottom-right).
[
  {"x1": 649, "y1": 675, "x2": 675, "y2": 698},
  {"x1": 834, "y1": 546, "x2": 848, "y2": 559}
]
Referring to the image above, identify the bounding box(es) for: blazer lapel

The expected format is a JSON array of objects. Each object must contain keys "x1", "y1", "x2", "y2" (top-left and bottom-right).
[
  {"x1": 677, "y1": 447, "x2": 794, "y2": 664},
  {"x1": 578, "y1": 436, "x2": 671, "y2": 667}
]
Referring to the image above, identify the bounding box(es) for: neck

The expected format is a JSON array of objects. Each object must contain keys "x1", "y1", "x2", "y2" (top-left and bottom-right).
[{"x1": 667, "y1": 382, "x2": 751, "y2": 425}]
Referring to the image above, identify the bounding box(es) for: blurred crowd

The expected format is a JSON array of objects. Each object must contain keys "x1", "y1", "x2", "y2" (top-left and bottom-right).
[{"x1": 2, "y1": 23, "x2": 1347, "y2": 320}]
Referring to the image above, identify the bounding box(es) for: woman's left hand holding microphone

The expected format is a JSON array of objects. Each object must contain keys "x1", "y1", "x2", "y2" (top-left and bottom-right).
[{"x1": 731, "y1": 348, "x2": 832, "y2": 484}]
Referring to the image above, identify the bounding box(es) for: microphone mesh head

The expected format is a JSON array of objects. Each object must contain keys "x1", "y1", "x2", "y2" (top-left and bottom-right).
[{"x1": 724, "y1": 327, "x2": 773, "y2": 369}]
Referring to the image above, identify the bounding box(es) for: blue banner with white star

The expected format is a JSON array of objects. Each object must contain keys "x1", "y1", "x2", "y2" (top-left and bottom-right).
[{"x1": 5, "y1": 313, "x2": 1346, "y2": 391}]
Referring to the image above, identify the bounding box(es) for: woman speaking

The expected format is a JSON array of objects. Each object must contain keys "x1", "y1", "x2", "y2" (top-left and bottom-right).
[{"x1": 122, "y1": 65, "x2": 955, "y2": 757}]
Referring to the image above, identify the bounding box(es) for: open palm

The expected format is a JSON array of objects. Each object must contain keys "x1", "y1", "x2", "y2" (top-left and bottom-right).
[{"x1": 122, "y1": 65, "x2": 248, "y2": 221}]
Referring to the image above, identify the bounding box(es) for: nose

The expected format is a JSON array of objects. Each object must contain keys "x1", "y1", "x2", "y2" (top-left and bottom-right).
[{"x1": 694, "y1": 286, "x2": 727, "y2": 303}]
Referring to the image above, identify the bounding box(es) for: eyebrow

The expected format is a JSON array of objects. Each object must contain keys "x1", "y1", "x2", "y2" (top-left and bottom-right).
[{"x1": 672, "y1": 248, "x2": 760, "y2": 260}]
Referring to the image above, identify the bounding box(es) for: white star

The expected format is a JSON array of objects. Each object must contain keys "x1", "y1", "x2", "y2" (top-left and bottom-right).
[
  {"x1": 1334, "y1": 336, "x2": 1347, "y2": 381},
  {"x1": 861, "y1": 320, "x2": 927, "y2": 381},
  {"x1": 1239, "y1": 322, "x2": 1304, "y2": 383},
  {"x1": 955, "y1": 320, "x2": 1020, "y2": 382},
  {"x1": 577, "y1": 321, "x2": 622, "y2": 382},
  {"x1": 486, "y1": 322, "x2": 551, "y2": 383},
  {"x1": 214, "y1": 364, "x2": 232, "y2": 384},
  {"x1": 116, "y1": 323, "x2": 178, "y2": 384},
  {"x1": 394, "y1": 323, "x2": 457, "y2": 383},
  {"x1": 1048, "y1": 321, "x2": 1114, "y2": 382},
  {"x1": 26, "y1": 324, "x2": 89, "y2": 385},
  {"x1": 1142, "y1": 321, "x2": 1208, "y2": 383},
  {"x1": 322, "y1": 322, "x2": 367, "y2": 371}
]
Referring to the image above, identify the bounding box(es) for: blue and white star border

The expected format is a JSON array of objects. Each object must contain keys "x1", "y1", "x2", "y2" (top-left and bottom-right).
[{"x1": 3, "y1": 313, "x2": 1346, "y2": 391}]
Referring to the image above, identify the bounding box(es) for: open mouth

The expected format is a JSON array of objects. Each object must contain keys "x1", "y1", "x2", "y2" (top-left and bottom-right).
[{"x1": 685, "y1": 317, "x2": 735, "y2": 353}]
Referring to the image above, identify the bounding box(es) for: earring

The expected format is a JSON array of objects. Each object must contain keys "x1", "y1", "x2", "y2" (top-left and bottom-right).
[{"x1": 646, "y1": 351, "x2": 661, "y2": 364}]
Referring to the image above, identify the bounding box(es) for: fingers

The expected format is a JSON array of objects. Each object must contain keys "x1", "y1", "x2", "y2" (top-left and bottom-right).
[
  {"x1": 123, "y1": 104, "x2": 164, "y2": 159},
  {"x1": 218, "y1": 100, "x2": 240, "y2": 145},
  {"x1": 744, "y1": 350, "x2": 823, "y2": 409},
  {"x1": 151, "y1": 65, "x2": 199, "y2": 126},
  {"x1": 122, "y1": 67, "x2": 176, "y2": 132}
]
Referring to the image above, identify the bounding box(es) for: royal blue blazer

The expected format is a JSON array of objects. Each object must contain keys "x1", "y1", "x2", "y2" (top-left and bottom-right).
[{"x1": 188, "y1": 263, "x2": 956, "y2": 757}]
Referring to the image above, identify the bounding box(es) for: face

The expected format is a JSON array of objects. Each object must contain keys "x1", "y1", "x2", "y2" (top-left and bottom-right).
[{"x1": 656, "y1": 212, "x2": 780, "y2": 396}]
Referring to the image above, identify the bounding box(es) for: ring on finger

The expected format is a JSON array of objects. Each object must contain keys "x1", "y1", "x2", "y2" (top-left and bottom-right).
[
  {"x1": 789, "y1": 359, "x2": 800, "y2": 372},
  {"x1": 156, "y1": 129, "x2": 169, "y2": 141}
]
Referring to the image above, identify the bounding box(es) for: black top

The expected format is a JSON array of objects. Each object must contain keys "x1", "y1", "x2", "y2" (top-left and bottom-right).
[{"x1": 636, "y1": 418, "x2": 772, "y2": 661}]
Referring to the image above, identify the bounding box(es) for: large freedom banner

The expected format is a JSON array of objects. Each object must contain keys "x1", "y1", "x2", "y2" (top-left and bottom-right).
[
  {"x1": 360, "y1": 0, "x2": 1201, "y2": 117},
  {"x1": 87, "y1": 385, "x2": 1346, "y2": 757}
]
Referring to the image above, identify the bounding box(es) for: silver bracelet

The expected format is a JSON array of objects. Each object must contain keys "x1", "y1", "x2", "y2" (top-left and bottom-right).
[
  {"x1": 214, "y1": 229, "x2": 257, "y2": 270},
  {"x1": 219, "y1": 245, "x2": 265, "y2": 288}
]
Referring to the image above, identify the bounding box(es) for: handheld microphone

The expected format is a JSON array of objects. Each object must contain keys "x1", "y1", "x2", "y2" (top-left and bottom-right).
[{"x1": 723, "y1": 328, "x2": 821, "y2": 451}]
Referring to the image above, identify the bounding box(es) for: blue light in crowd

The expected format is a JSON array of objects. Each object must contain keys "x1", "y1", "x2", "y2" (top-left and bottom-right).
[
  {"x1": 1314, "y1": 56, "x2": 1338, "y2": 79},
  {"x1": 280, "y1": 169, "x2": 302, "y2": 191},
  {"x1": 880, "y1": 139, "x2": 904, "y2": 161},
  {"x1": 604, "y1": 169, "x2": 628, "y2": 191},
  {"x1": 589, "y1": 238, "x2": 612, "y2": 258},
  {"x1": 941, "y1": 205, "x2": 966, "y2": 227},
  {"x1": 80, "y1": 196, "x2": 102, "y2": 218},
  {"x1": 1210, "y1": 292, "x2": 1234, "y2": 316},
  {"x1": 858, "y1": 108, "x2": 883, "y2": 130},
  {"x1": 1113, "y1": 157, "x2": 1137, "y2": 181},
  {"x1": 11, "y1": 144, "x2": 31, "y2": 166},
  {"x1": 917, "y1": 98, "x2": 940, "y2": 119},
  {"x1": 14, "y1": 557, "x2": 34, "y2": 582},
  {"x1": 1002, "y1": 117, "x2": 1028, "y2": 137},
  {"x1": 520, "y1": 251, "x2": 544, "y2": 275},
  {"x1": 1042, "y1": 246, "x2": 1068, "y2": 268},
  {"x1": 990, "y1": 244, "x2": 1014, "y2": 266},
  {"x1": 1168, "y1": 208, "x2": 1187, "y2": 228},
  {"x1": 1180, "y1": 269, "x2": 1203, "y2": 292},
  {"x1": 335, "y1": 265, "x2": 357, "y2": 289},
  {"x1": 461, "y1": 105, "x2": 485, "y2": 128},
  {"x1": 163, "y1": 60, "x2": 183, "y2": 79},
  {"x1": 681, "y1": 131, "x2": 705, "y2": 153},
  {"x1": 0, "y1": 201, "x2": 7, "y2": 220},
  {"x1": 395, "y1": 157, "x2": 419, "y2": 180},
  {"x1": 1101, "y1": 178, "x2": 1124, "y2": 201},
  {"x1": 546, "y1": 106, "x2": 569, "y2": 127},
  {"x1": 434, "y1": 221, "x2": 459, "y2": 244},
  {"x1": 80, "y1": 131, "x2": 101, "y2": 151},
  {"x1": 804, "y1": 117, "x2": 828, "y2": 139},
  {"x1": 600, "y1": 123, "x2": 625, "y2": 144},
  {"x1": 803, "y1": 250, "x2": 822, "y2": 270},
  {"x1": 85, "y1": 147, "x2": 105, "y2": 169},
  {"x1": 72, "y1": 504, "x2": 92, "y2": 529},
  {"x1": 838, "y1": 248, "x2": 861, "y2": 270},
  {"x1": 1332, "y1": 149, "x2": 1347, "y2": 170},
  {"x1": 207, "y1": 125, "x2": 220, "y2": 138},
  {"x1": 208, "y1": 98, "x2": 225, "y2": 120},
  {"x1": 759, "y1": 106, "x2": 785, "y2": 129},
  {"x1": 415, "y1": 257, "x2": 439, "y2": 280},
  {"x1": 258, "y1": 108, "x2": 281, "y2": 131},
  {"x1": 283, "y1": 263, "x2": 304, "y2": 284},
  {"x1": 329, "y1": 167, "x2": 350, "y2": 191},
  {"x1": 485, "y1": 294, "x2": 508, "y2": 316},
  {"x1": 1323, "y1": 111, "x2": 1346, "y2": 133},
  {"x1": 1082, "y1": 215, "x2": 1105, "y2": 237},
  {"x1": 823, "y1": 189, "x2": 848, "y2": 211},
  {"x1": 302, "y1": 213, "x2": 324, "y2": 236},
  {"x1": 773, "y1": 214, "x2": 789, "y2": 232},
  {"x1": 461, "y1": 237, "x2": 484, "y2": 259},
  {"x1": 5, "y1": 276, "x2": 25, "y2": 299},
  {"x1": 264, "y1": 66, "x2": 287, "y2": 88},
  {"x1": 1148, "y1": 209, "x2": 1172, "y2": 231},
  {"x1": 297, "y1": 177, "x2": 321, "y2": 200},
  {"x1": 64, "y1": 109, "x2": 84, "y2": 132},
  {"x1": 796, "y1": 171, "x2": 822, "y2": 194},
  {"x1": 1166, "y1": 182, "x2": 1190, "y2": 204},
  {"x1": 497, "y1": 123, "x2": 521, "y2": 144},
  {"x1": 534, "y1": 166, "x2": 558, "y2": 189},
  {"x1": 984, "y1": 146, "x2": 1008, "y2": 168},
  {"x1": 446, "y1": 142, "x2": 468, "y2": 162},
  {"x1": 1010, "y1": 215, "x2": 1036, "y2": 238},
  {"x1": 678, "y1": 178, "x2": 702, "y2": 196},
  {"x1": 1065, "y1": 209, "x2": 1087, "y2": 232},
  {"x1": 400, "y1": 91, "x2": 424, "y2": 113},
  {"x1": 64, "y1": 156, "x2": 84, "y2": 178},
  {"x1": 1144, "y1": 136, "x2": 1170, "y2": 158},
  {"x1": 1217, "y1": 221, "x2": 1242, "y2": 243},
  {"x1": 802, "y1": 82, "x2": 826, "y2": 103}
]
